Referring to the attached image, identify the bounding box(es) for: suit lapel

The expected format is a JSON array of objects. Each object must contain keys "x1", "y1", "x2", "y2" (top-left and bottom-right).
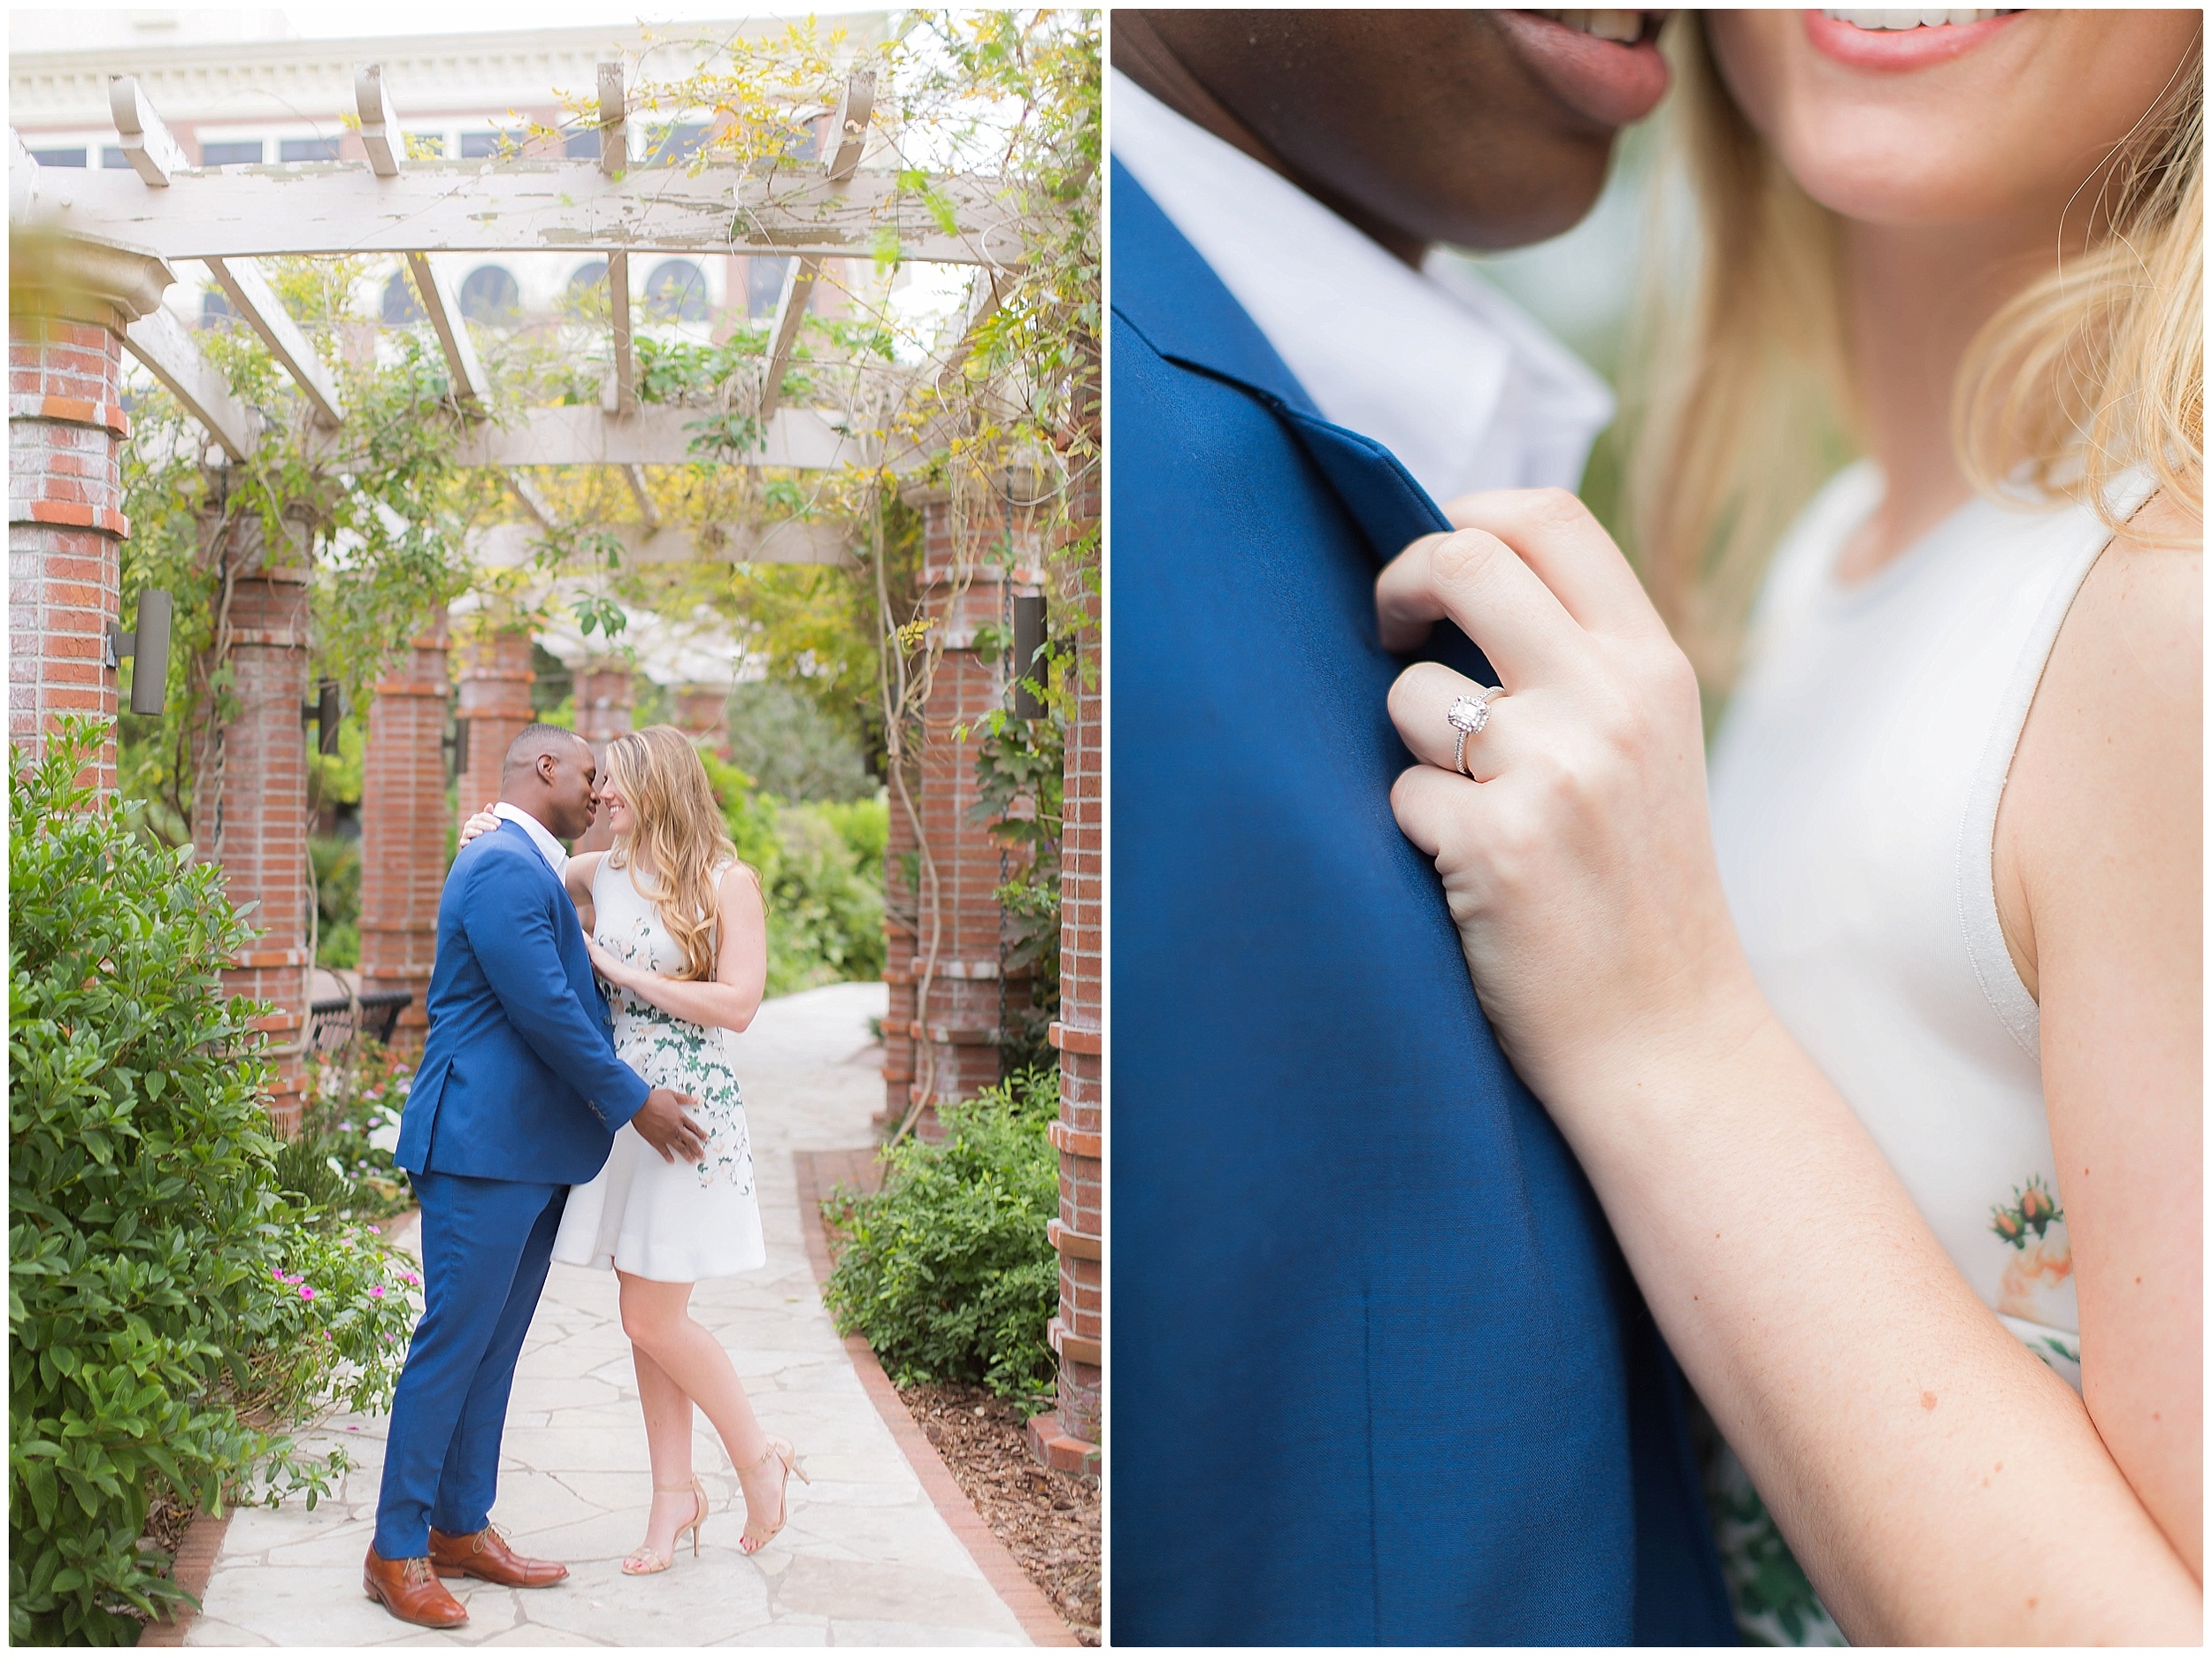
[{"x1": 1112, "y1": 161, "x2": 1494, "y2": 680}]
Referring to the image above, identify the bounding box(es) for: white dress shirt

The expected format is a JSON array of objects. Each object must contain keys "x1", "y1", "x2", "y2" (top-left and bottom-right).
[
  {"x1": 1111, "y1": 70, "x2": 1615, "y2": 506},
  {"x1": 492, "y1": 801, "x2": 569, "y2": 878}
]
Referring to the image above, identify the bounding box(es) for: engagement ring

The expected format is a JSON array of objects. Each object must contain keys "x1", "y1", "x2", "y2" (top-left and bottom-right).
[{"x1": 1447, "y1": 686, "x2": 1506, "y2": 776}]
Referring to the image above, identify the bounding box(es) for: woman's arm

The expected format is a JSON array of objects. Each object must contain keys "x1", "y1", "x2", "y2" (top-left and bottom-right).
[
  {"x1": 587, "y1": 865, "x2": 768, "y2": 1032},
  {"x1": 1996, "y1": 499, "x2": 2203, "y2": 1576},
  {"x1": 565, "y1": 851, "x2": 602, "y2": 937},
  {"x1": 1377, "y1": 489, "x2": 2201, "y2": 1645}
]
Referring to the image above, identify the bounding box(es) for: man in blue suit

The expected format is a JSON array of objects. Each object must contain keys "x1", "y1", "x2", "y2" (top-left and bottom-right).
[
  {"x1": 363, "y1": 724, "x2": 705, "y2": 1628},
  {"x1": 1111, "y1": 13, "x2": 1736, "y2": 1645}
]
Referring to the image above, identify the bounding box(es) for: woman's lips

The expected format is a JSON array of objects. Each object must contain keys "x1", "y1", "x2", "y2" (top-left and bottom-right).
[
  {"x1": 1494, "y1": 10, "x2": 1672, "y2": 129},
  {"x1": 1804, "y1": 8, "x2": 2025, "y2": 70}
]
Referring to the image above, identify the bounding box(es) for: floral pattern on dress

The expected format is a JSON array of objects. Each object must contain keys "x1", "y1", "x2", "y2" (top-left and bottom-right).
[
  {"x1": 1989, "y1": 1175, "x2": 2071, "y2": 1322},
  {"x1": 596, "y1": 902, "x2": 756, "y2": 1197}
]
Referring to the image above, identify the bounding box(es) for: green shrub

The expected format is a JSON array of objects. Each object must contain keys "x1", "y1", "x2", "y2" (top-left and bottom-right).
[
  {"x1": 698, "y1": 753, "x2": 886, "y2": 995},
  {"x1": 309, "y1": 835, "x2": 360, "y2": 970},
  {"x1": 821, "y1": 1067, "x2": 1058, "y2": 1400},
  {"x1": 298, "y1": 1039, "x2": 417, "y2": 1222},
  {"x1": 10, "y1": 724, "x2": 419, "y2": 1644},
  {"x1": 764, "y1": 801, "x2": 887, "y2": 995}
]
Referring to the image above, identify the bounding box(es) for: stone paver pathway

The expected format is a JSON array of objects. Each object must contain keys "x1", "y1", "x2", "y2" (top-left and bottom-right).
[{"x1": 187, "y1": 982, "x2": 1033, "y2": 1647}]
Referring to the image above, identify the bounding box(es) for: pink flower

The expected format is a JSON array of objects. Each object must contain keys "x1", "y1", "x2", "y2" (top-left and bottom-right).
[
  {"x1": 369, "y1": 1286, "x2": 385, "y2": 1298},
  {"x1": 298, "y1": 1284, "x2": 316, "y2": 1300},
  {"x1": 402, "y1": 1271, "x2": 420, "y2": 1286}
]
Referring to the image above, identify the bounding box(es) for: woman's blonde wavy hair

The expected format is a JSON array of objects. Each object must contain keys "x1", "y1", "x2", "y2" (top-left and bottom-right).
[
  {"x1": 1627, "y1": 13, "x2": 2203, "y2": 689},
  {"x1": 603, "y1": 724, "x2": 740, "y2": 982}
]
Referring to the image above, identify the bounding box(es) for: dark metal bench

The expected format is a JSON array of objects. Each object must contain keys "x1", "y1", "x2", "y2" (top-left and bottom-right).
[{"x1": 308, "y1": 989, "x2": 413, "y2": 1053}]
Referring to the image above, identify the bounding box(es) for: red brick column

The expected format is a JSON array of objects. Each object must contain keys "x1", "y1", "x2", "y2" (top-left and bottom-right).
[
  {"x1": 454, "y1": 624, "x2": 535, "y2": 820},
  {"x1": 674, "y1": 684, "x2": 728, "y2": 757},
  {"x1": 357, "y1": 614, "x2": 450, "y2": 1046},
  {"x1": 8, "y1": 238, "x2": 171, "y2": 789},
  {"x1": 572, "y1": 657, "x2": 634, "y2": 855},
  {"x1": 192, "y1": 503, "x2": 313, "y2": 1133},
  {"x1": 1046, "y1": 452, "x2": 1103, "y2": 1458},
  {"x1": 892, "y1": 483, "x2": 1023, "y2": 1129}
]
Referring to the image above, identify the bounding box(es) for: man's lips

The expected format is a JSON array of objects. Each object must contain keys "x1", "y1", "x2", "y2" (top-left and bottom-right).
[{"x1": 1494, "y1": 10, "x2": 1671, "y2": 130}]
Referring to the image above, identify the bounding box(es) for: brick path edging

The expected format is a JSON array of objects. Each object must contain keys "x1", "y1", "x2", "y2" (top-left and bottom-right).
[
  {"x1": 792, "y1": 1147, "x2": 1080, "y2": 1648},
  {"x1": 136, "y1": 1503, "x2": 232, "y2": 1647}
]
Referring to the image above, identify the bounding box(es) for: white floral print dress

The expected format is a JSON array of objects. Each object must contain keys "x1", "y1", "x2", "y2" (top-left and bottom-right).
[{"x1": 550, "y1": 855, "x2": 765, "y2": 1281}]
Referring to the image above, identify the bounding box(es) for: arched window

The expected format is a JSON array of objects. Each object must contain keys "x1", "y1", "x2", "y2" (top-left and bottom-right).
[
  {"x1": 563, "y1": 259, "x2": 608, "y2": 318},
  {"x1": 380, "y1": 269, "x2": 425, "y2": 326},
  {"x1": 746, "y1": 257, "x2": 790, "y2": 319},
  {"x1": 458, "y1": 264, "x2": 522, "y2": 326},
  {"x1": 644, "y1": 259, "x2": 710, "y2": 322}
]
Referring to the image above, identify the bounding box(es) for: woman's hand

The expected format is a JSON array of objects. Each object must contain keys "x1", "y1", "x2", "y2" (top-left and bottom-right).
[
  {"x1": 457, "y1": 803, "x2": 501, "y2": 846},
  {"x1": 585, "y1": 935, "x2": 633, "y2": 989},
  {"x1": 1379, "y1": 488, "x2": 1764, "y2": 1113}
]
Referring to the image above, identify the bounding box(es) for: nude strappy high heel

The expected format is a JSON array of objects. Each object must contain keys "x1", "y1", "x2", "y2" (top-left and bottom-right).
[
  {"x1": 736, "y1": 1436, "x2": 809, "y2": 1556},
  {"x1": 620, "y1": 1477, "x2": 709, "y2": 1576}
]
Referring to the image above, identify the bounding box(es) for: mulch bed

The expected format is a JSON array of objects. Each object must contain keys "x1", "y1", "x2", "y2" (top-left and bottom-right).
[{"x1": 895, "y1": 1382, "x2": 1101, "y2": 1646}]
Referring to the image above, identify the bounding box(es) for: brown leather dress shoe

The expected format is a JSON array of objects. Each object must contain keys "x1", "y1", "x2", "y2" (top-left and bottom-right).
[
  {"x1": 429, "y1": 1523, "x2": 569, "y2": 1588},
  {"x1": 363, "y1": 1546, "x2": 469, "y2": 1628}
]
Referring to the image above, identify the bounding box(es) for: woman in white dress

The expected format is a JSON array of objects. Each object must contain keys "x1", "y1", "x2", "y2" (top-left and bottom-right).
[
  {"x1": 464, "y1": 724, "x2": 803, "y2": 1574},
  {"x1": 1378, "y1": 11, "x2": 2198, "y2": 1644}
]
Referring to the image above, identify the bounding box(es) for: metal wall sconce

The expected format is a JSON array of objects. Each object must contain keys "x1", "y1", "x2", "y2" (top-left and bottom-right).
[
  {"x1": 105, "y1": 590, "x2": 173, "y2": 716},
  {"x1": 1011, "y1": 592, "x2": 1047, "y2": 721},
  {"x1": 303, "y1": 679, "x2": 342, "y2": 757}
]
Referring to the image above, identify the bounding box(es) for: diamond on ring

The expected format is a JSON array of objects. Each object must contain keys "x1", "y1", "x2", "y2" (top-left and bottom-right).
[
  {"x1": 1447, "y1": 695, "x2": 1494, "y2": 737},
  {"x1": 1447, "y1": 686, "x2": 1505, "y2": 777}
]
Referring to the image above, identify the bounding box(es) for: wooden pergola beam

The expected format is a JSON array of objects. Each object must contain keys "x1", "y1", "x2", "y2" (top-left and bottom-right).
[
  {"x1": 122, "y1": 305, "x2": 259, "y2": 461},
  {"x1": 107, "y1": 76, "x2": 188, "y2": 188},
  {"x1": 472, "y1": 518, "x2": 854, "y2": 568},
  {"x1": 454, "y1": 404, "x2": 861, "y2": 469},
  {"x1": 48, "y1": 162, "x2": 1025, "y2": 267},
  {"x1": 620, "y1": 463, "x2": 660, "y2": 527},
  {"x1": 403, "y1": 251, "x2": 488, "y2": 412},
  {"x1": 205, "y1": 256, "x2": 345, "y2": 428},
  {"x1": 507, "y1": 471, "x2": 557, "y2": 525},
  {"x1": 598, "y1": 62, "x2": 627, "y2": 176},
  {"x1": 757, "y1": 73, "x2": 874, "y2": 420},
  {"x1": 355, "y1": 64, "x2": 402, "y2": 178},
  {"x1": 757, "y1": 257, "x2": 819, "y2": 420},
  {"x1": 601, "y1": 250, "x2": 634, "y2": 416}
]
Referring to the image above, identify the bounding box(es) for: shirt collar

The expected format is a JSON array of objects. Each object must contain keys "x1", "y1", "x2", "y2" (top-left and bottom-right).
[
  {"x1": 492, "y1": 802, "x2": 569, "y2": 877},
  {"x1": 1110, "y1": 70, "x2": 1614, "y2": 506}
]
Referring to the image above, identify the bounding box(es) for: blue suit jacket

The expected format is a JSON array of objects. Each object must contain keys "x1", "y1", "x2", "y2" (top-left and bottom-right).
[
  {"x1": 396, "y1": 820, "x2": 650, "y2": 1185},
  {"x1": 1110, "y1": 162, "x2": 1732, "y2": 1646}
]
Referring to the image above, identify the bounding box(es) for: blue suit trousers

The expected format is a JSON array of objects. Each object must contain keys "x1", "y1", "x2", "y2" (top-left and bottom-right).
[{"x1": 373, "y1": 1172, "x2": 568, "y2": 1559}]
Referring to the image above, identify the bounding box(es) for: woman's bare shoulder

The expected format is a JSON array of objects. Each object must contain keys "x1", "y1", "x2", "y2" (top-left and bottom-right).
[
  {"x1": 2003, "y1": 490, "x2": 2200, "y2": 985},
  {"x1": 566, "y1": 850, "x2": 607, "y2": 893}
]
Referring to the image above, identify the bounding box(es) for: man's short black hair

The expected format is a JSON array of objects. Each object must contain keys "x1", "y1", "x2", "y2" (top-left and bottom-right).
[{"x1": 503, "y1": 723, "x2": 589, "y2": 777}]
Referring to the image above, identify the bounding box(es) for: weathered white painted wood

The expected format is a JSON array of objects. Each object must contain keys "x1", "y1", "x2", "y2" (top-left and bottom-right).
[
  {"x1": 506, "y1": 470, "x2": 557, "y2": 525},
  {"x1": 205, "y1": 256, "x2": 345, "y2": 428},
  {"x1": 471, "y1": 517, "x2": 853, "y2": 567},
  {"x1": 403, "y1": 250, "x2": 488, "y2": 411},
  {"x1": 601, "y1": 249, "x2": 634, "y2": 415},
  {"x1": 936, "y1": 266, "x2": 1003, "y2": 388},
  {"x1": 620, "y1": 463, "x2": 660, "y2": 527},
  {"x1": 48, "y1": 161, "x2": 1025, "y2": 267},
  {"x1": 757, "y1": 255, "x2": 820, "y2": 419},
  {"x1": 106, "y1": 76, "x2": 189, "y2": 188},
  {"x1": 122, "y1": 306, "x2": 259, "y2": 461},
  {"x1": 597, "y1": 61, "x2": 627, "y2": 177},
  {"x1": 826, "y1": 72, "x2": 874, "y2": 183},
  {"x1": 455, "y1": 403, "x2": 858, "y2": 469},
  {"x1": 10, "y1": 131, "x2": 47, "y2": 224},
  {"x1": 354, "y1": 65, "x2": 401, "y2": 178}
]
